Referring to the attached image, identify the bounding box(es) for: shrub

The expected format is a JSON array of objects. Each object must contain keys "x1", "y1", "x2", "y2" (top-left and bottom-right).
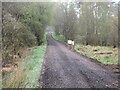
[{"x1": 2, "y1": 11, "x2": 37, "y2": 64}]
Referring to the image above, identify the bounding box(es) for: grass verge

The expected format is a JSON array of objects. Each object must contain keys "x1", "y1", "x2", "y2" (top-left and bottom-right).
[
  {"x1": 20, "y1": 45, "x2": 46, "y2": 88},
  {"x1": 75, "y1": 44, "x2": 118, "y2": 64},
  {"x1": 2, "y1": 34, "x2": 47, "y2": 88},
  {"x1": 2, "y1": 45, "x2": 46, "y2": 88}
]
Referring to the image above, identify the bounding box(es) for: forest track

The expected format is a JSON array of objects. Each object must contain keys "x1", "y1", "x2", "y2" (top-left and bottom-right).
[{"x1": 41, "y1": 34, "x2": 119, "y2": 88}]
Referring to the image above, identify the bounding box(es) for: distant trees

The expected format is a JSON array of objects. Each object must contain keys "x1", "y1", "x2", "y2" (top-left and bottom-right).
[
  {"x1": 53, "y1": 2, "x2": 77, "y2": 41},
  {"x1": 2, "y1": 2, "x2": 52, "y2": 64},
  {"x1": 53, "y1": 2, "x2": 118, "y2": 47}
]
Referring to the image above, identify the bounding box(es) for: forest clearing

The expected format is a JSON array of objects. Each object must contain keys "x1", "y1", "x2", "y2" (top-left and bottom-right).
[{"x1": 1, "y1": 0, "x2": 119, "y2": 89}]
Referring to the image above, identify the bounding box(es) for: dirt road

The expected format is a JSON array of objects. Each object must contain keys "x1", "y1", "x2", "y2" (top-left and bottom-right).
[{"x1": 41, "y1": 34, "x2": 118, "y2": 88}]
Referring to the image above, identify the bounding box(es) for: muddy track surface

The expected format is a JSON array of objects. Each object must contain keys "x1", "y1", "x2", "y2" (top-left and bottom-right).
[{"x1": 41, "y1": 34, "x2": 119, "y2": 88}]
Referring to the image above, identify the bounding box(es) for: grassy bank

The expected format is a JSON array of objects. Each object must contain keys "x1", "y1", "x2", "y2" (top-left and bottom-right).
[
  {"x1": 75, "y1": 44, "x2": 118, "y2": 65},
  {"x1": 2, "y1": 34, "x2": 47, "y2": 88},
  {"x1": 2, "y1": 45, "x2": 46, "y2": 88},
  {"x1": 21, "y1": 45, "x2": 46, "y2": 88}
]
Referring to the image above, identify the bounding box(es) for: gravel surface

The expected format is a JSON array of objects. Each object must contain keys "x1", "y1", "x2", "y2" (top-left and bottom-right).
[{"x1": 41, "y1": 34, "x2": 119, "y2": 88}]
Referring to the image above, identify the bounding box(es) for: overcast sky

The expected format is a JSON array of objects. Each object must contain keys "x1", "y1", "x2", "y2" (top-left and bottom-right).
[
  {"x1": 1, "y1": 0, "x2": 120, "y2": 3},
  {"x1": 56, "y1": 0, "x2": 119, "y2": 3},
  {"x1": 112, "y1": 0, "x2": 119, "y2": 3}
]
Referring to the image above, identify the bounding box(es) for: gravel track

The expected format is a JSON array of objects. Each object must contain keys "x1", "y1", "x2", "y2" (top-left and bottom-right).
[{"x1": 41, "y1": 34, "x2": 118, "y2": 88}]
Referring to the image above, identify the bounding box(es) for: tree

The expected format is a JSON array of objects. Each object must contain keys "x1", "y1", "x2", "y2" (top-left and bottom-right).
[
  {"x1": 2, "y1": 2, "x2": 53, "y2": 64},
  {"x1": 53, "y1": 1, "x2": 118, "y2": 47}
]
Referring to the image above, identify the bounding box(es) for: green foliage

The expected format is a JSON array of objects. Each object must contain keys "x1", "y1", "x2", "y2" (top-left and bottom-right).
[
  {"x1": 2, "y1": 11, "x2": 37, "y2": 63},
  {"x1": 43, "y1": 33, "x2": 47, "y2": 45},
  {"x1": 29, "y1": 20, "x2": 43, "y2": 45},
  {"x1": 21, "y1": 3, "x2": 53, "y2": 45},
  {"x1": 53, "y1": 34, "x2": 65, "y2": 42},
  {"x1": 2, "y1": 2, "x2": 53, "y2": 63}
]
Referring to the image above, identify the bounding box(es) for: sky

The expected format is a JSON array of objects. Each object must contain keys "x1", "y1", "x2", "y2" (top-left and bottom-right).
[
  {"x1": 53, "y1": 0, "x2": 120, "y2": 3},
  {"x1": 112, "y1": 0, "x2": 119, "y2": 3},
  {"x1": 1, "y1": 0, "x2": 120, "y2": 3}
]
